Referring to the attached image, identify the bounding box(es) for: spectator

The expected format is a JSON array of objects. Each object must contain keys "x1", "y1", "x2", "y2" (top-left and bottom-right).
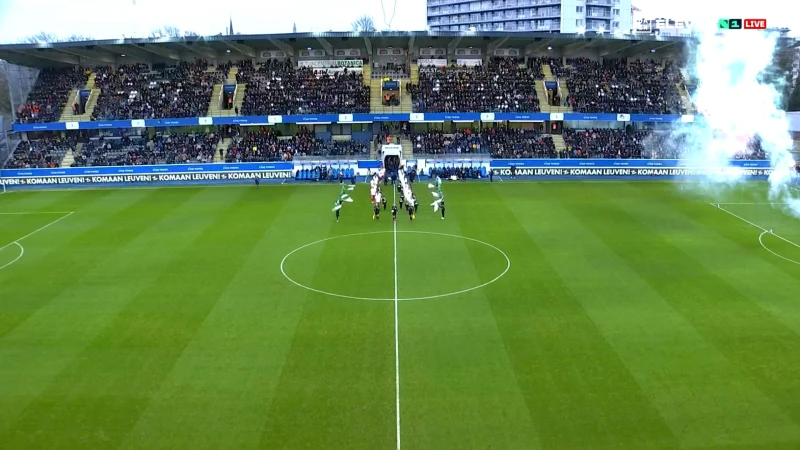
[
  {"x1": 238, "y1": 59, "x2": 370, "y2": 116},
  {"x1": 408, "y1": 57, "x2": 541, "y2": 113},
  {"x1": 72, "y1": 136, "x2": 151, "y2": 166},
  {"x1": 411, "y1": 126, "x2": 555, "y2": 158},
  {"x1": 7, "y1": 137, "x2": 76, "y2": 168},
  {"x1": 16, "y1": 68, "x2": 89, "y2": 124},
  {"x1": 225, "y1": 126, "x2": 368, "y2": 162},
  {"x1": 563, "y1": 58, "x2": 683, "y2": 114},
  {"x1": 91, "y1": 61, "x2": 225, "y2": 121}
]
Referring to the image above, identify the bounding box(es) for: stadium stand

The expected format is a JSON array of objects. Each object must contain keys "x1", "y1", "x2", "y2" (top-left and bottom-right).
[
  {"x1": 562, "y1": 127, "x2": 768, "y2": 160},
  {"x1": 237, "y1": 59, "x2": 370, "y2": 116},
  {"x1": 407, "y1": 57, "x2": 543, "y2": 113},
  {"x1": 73, "y1": 136, "x2": 150, "y2": 167},
  {"x1": 225, "y1": 127, "x2": 369, "y2": 162},
  {"x1": 152, "y1": 132, "x2": 220, "y2": 164},
  {"x1": 16, "y1": 68, "x2": 89, "y2": 124},
  {"x1": 6, "y1": 137, "x2": 76, "y2": 168},
  {"x1": 91, "y1": 61, "x2": 224, "y2": 120},
  {"x1": 563, "y1": 58, "x2": 684, "y2": 114},
  {"x1": 411, "y1": 126, "x2": 556, "y2": 158},
  {"x1": 562, "y1": 127, "x2": 647, "y2": 158}
]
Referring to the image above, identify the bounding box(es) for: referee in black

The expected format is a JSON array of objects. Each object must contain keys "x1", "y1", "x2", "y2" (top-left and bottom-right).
[{"x1": 440, "y1": 199, "x2": 446, "y2": 220}]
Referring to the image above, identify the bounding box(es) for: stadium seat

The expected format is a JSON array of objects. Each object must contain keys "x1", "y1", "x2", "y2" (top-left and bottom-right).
[
  {"x1": 408, "y1": 57, "x2": 542, "y2": 113},
  {"x1": 237, "y1": 59, "x2": 370, "y2": 116}
]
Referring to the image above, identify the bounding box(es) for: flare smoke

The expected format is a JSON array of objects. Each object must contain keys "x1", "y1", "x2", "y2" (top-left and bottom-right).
[{"x1": 665, "y1": 21, "x2": 798, "y2": 215}]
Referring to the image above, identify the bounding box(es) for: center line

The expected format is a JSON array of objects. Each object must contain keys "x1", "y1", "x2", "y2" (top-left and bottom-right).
[{"x1": 392, "y1": 184, "x2": 401, "y2": 450}]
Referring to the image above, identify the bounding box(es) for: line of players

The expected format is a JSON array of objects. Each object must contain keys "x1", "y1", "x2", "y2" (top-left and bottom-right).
[
  {"x1": 373, "y1": 183, "x2": 418, "y2": 222},
  {"x1": 369, "y1": 171, "x2": 445, "y2": 222}
]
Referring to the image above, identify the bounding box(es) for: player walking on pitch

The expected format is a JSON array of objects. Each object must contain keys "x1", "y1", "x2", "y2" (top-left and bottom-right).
[{"x1": 333, "y1": 199, "x2": 342, "y2": 222}]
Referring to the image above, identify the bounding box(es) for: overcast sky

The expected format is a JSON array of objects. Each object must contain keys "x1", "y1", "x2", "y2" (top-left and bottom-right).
[{"x1": 0, "y1": 0, "x2": 794, "y2": 43}]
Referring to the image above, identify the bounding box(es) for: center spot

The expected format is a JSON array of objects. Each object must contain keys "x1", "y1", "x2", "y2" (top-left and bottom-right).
[{"x1": 280, "y1": 231, "x2": 510, "y2": 301}]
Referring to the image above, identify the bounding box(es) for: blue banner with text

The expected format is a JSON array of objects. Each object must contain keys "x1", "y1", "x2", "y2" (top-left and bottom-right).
[
  {"x1": 489, "y1": 159, "x2": 771, "y2": 168},
  {"x1": 0, "y1": 159, "x2": 775, "y2": 188},
  {"x1": 12, "y1": 112, "x2": 696, "y2": 132}
]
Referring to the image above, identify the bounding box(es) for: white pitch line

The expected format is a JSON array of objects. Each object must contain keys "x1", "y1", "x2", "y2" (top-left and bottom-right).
[
  {"x1": 0, "y1": 211, "x2": 74, "y2": 253},
  {"x1": 713, "y1": 202, "x2": 791, "y2": 205},
  {"x1": 0, "y1": 242, "x2": 24, "y2": 271},
  {"x1": 392, "y1": 185, "x2": 402, "y2": 450},
  {"x1": 758, "y1": 231, "x2": 800, "y2": 265},
  {"x1": 710, "y1": 203, "x2": 800, "y2": 249},
  {"x1": 0, "y1": 211, "x2": 75, "y2": 215}
]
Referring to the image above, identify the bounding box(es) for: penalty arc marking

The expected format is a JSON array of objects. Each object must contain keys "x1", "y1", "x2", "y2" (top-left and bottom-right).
[
  {"x1": 279, "y1": 230, "x2": 511, "y2": 301},
  {"x1": 711, "y1": 203, "x2": 800, "y2": 266},
  {"x1": 0, "y1": 242, "x2": 25, "y2": 271}
]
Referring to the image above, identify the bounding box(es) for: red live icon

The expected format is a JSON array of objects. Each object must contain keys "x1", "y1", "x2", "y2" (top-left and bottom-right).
[{"x1": 744, "y1": 19, "x2": 767, "y2": 29}]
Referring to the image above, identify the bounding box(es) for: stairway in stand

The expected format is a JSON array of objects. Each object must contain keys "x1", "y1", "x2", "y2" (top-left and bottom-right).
[
  {"x1": 59, "y1": 89, "x2": 79, "y2": 121},
  {"x1": 535, "y1": 81, "x2": 551, "y2": 113},
  {"x1": 410, "y1": 63, "x2": 419, "y2": 84},
  {"x1": 59, "y1": 72, "x2": 101, "y2": 122},
  {"x1": 85, "y1": 72, "x2": 96, "y2": 90},
  {"x1": 542, "y1": 65, "x2": 554, "y2": 82},
  {"x1": 557, "y1": 80, "x2": 573, "y2": 112},
  {"x1": 59, "y1": 88, "x2": 100, "y2": 122},
  {"x1": 551, "y1": 135, "x2": 566, "y2": 155},
  {"x1": 226, "y1": 66, "x2": 238, "y2": 84},
  {"x1": 399, "y1": 138, "x2": 414, "y2": 160},
  {"x1": 369, "y1": 141, "x2": 378, "y2": 159},
  {"x1": 233, "y1": 84, "x2": 246, "y2": 114},
  {"x1": 207, "y1": 84, "x2": 228, "y2": 116},
  {"x1": 362, "y1": 63, "x2": 371, "y2": 85},
  {"x1": 369, "y1": 79, "x2": 384, "y2": 112},
  {"x1": 676, "y1": 82, "x2": 695, "y2": 114},
  {"x1": 214, "y1": 138, "x2": 231, "y2": 162},
  {"x1": 60, "y1": 142, "x2": 82, "y2": 167}
]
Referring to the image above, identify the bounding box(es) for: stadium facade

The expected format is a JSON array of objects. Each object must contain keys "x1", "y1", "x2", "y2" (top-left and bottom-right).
[{"x1": 427, "y1": 0, "x2": 633, "y2": 34}]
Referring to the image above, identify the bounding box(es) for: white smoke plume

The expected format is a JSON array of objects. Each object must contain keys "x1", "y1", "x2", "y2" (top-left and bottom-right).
[{"x1": 666, "y1": 13, "x2": 799, "y2": 215}]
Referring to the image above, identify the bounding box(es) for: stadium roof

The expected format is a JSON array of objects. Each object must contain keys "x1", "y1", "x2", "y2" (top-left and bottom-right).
[{"x1": 0, "y1": 31, "x2": 706, "y2": 68}]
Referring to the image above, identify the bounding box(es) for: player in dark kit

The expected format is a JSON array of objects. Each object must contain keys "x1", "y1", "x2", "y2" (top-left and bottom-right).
[
  {"x1": 399, "y1": 193, "x2": 404, "y2": 208},
  {"x1": 392, "y1": 205, "x2": 398, "y2": 221},
  {"x1": 382, "y1": 195, "x2": 387, "y2": 210},
  {"x1": 334, "y1": 199, "x2": 342, "y2": 222},
  {"x1": 373, "y1": 202, "x2": 381, "y2": 220},
  {"x1": 412, "y1": 194, "x2": 418, "y2": 213},
  {"x1": 440, "y1": 199, "x2": 446, "y2": 220},
  {"x1": 407, "y1": 204, "x2": 415, "y2": 221},
  {"x1": 254, "y1": 176, "x2": 260, "y2": 189}
]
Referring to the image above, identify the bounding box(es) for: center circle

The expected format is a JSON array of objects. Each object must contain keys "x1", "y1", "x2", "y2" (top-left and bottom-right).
[{"x1": 280, "y1": 231, "x2": 511, "y2": 301}]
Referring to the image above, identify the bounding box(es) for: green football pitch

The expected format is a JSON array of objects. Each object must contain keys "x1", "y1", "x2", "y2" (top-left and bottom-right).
[{"x1": 1, "y1": 181, "x2": 800, "y2": 450}]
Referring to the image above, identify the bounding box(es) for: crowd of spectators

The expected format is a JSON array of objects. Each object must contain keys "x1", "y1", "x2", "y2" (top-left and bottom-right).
[
  {"x1": 6, "y1": 137, "x2": 76, "y2": 168},
  {"x1": 91, "y1": 61, "x2": 224, "y2": 121},
  {"x1": 411, "y1": 126, "x2": 555, "y2": 158},
  {"x1": 563, "y1": 127, "x2": 647, "y2": 158},
  {"x1": 152, "y1": 132, "x2": 220, "y2": 164},
  {"x1": 238, "y1": 59, "x2": 370, "y2": 116},
  {"x1": 73, "y1": 136, "x2": 151, "y2": 166},
  {"x1": 408, "y1": 57, "x2": 542, "y2": 113},
  {"x1": 562, "y1": 58, "x2": 683, "y2": 114},
  {"x1": 16, "y1": 68, "x2": 89, "y2": 124},
  {"x1": 224, "y1": 127, "x2": 369, "y2": 162}
]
